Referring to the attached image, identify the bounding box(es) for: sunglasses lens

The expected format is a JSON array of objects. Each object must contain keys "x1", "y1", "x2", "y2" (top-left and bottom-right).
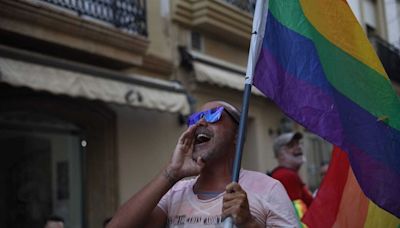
[
  {"x1": 187, "y1": 112, "x2": 201, "y2": 126},
  {"x1": 187, "y1": 106, "x2": 224, "y2": 126},
  {"x1": 204, "y1": 106, "x2": 223, "y2": 123}
]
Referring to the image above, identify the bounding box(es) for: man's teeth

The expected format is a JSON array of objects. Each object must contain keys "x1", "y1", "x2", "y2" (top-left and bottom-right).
[
  {"x1": 196, "y1": 133, "x2": 211, "y2": 143},
  {"x1": 197, "y1": 133, "x2": 210, "y2": 140}
]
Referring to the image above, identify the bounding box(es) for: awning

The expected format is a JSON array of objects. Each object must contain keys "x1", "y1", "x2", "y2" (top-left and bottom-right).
[
  {"x1": 189, "y1": 51, "x2": 264, "y2": 96},
  {"x1": 0, "y1": 47, "x2": 190, "y2": 115}
]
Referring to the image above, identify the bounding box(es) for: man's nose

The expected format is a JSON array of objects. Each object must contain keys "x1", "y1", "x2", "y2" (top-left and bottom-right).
[{"x1": 197, "y1": 117, "x2": 207, "y2": 125}]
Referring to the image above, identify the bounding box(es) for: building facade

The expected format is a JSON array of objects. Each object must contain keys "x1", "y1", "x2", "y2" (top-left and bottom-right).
[
  {"x1": 348, "y1": 0, "x2": 400, "y2": 91},
  {"x1": 0, "y1": 1, "x2": 189, "y2": 227},
  {"x1": 0, "y1": 1, "x2": 398, "y2": 228}
]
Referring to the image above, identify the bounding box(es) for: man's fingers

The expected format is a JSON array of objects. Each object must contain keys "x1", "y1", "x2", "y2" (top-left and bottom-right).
[
  {"x1": 221, "y1": 204, "x2": 240, "y2": 219},
  {"x1": 222, "y1": 183, "x2": 251, "y2": 225},
  {"x1": 221, "y1": 204, "x2": 249, "y2": 225},
  {"x1": 175, "y1": 124, "x2": 198, "y2": 156},
  {"x1": 222, "y1": 198, "x2": 247, "y2": 210},
  {"x1": 179, "y1": 124, "x2": 197, "y2": 144},
  {"x1": 225, "y1": 182, "x2": 243, "y2": 193},
  {"x1": 223, "y1": 191, "x2": 247, "y2": 203}
]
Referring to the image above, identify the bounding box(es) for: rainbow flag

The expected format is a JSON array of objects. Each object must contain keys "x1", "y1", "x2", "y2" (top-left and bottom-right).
[
  {"x1": 252, "y1": 0, "x2": 400, "y2": 223},
  {"x1": 293, "y1": 199, "x2": 308, "y2": 228},
  {"x1": 303, "y1": 147, "x2": 400, "y2": 227}
]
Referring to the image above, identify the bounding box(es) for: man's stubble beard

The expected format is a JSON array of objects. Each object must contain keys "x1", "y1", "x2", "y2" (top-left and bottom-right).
[{"x1": 193, "y1": 140, "x2": 229, "y2": 163}]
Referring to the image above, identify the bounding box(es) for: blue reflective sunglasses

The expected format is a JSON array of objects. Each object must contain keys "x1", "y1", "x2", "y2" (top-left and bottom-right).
[{"x1": 187, "y1": 106, "x2": 239, "y2": 126}]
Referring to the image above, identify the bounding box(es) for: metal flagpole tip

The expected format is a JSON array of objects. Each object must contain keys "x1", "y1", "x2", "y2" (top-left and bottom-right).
[{"x1": 223, "y1": 217, "x2": 233, "y2": 228}]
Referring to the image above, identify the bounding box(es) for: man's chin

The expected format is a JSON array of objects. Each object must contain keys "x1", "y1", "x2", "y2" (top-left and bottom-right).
[{"x1": 193, "y1": 150, "x2": 207, "y2": 161}]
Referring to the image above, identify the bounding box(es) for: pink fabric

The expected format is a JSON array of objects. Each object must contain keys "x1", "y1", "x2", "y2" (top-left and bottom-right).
[{"x1": 158, "y1": 170, "x2": 298, "y2": 227}]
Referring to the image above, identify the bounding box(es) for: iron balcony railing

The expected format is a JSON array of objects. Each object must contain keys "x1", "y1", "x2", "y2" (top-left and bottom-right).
[
  {"x1": 224, "y1": 0, "x2": 255, "y2": 14},
  {"x1": 370, "y1": 35, "x2": 400, "y2": 84},
  {"x1": 41, "y1": 0, "x2": 147, "y2": 36}
]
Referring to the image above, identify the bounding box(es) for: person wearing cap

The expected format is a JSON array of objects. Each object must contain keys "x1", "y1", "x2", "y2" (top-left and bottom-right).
[
  {"x1": 270, "y1": 132, "x2": 313, "y2": 219},
  {"x1": 107, "y1": 101, "x2": 298, "y2": 228}
]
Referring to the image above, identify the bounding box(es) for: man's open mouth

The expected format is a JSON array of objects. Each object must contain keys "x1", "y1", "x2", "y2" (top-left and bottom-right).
[
  {"x1": 195, "y1": 133, "x2": 211, "y2": 145},
  {"x1": 294, "y1": 152, "x2": 303, "y2": 157},
  {"x1": 194, "y1": 128, "x2": 213, "y2": 145}
]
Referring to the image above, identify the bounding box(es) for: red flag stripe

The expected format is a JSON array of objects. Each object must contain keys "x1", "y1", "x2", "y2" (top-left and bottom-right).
[
  {"x1": 302, "y1": 147, "x2": 350, "y2": 227},
  {"x1": 333, "y1": 167, "x2": 369, "y2": 227}
]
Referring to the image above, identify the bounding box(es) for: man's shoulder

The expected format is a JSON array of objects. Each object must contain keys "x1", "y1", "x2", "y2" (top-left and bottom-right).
[
  {"x1": 271, "y1": 167, "x2": 303, "y2": 187},
  {"x1": 240, "y1": 169, "x2": 281, "y2": 192},
  {"x1": 271, "y1": 167, "x2": 299, "y2": 178},
  {"x1": 170, "y1": 177, "x2": 196, "y2": 192}
]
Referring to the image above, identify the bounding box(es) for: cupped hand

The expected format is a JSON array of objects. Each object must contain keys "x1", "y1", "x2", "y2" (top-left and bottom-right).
[{"x1": 165, "y1": 124, "x2": 205, "y2": 182}]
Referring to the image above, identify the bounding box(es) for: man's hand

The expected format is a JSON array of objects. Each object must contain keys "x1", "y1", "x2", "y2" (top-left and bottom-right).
[
  {"x1": 222, "y1": 183, "x2": 262, "y2": 228},
  {"x1": 164, "y1": 124, "x2": 205, "y2": 183}
]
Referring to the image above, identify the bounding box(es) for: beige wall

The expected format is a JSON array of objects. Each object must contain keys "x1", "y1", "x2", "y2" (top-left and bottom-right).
[
  {"x1": 112, "y1": 105, "x2": 185, "y2": 203},
  {"x1": 203, "y1": 34, "x2": 249, "y2": 66},
  {"x1": 246, "y1": 97, "x2": 284, "y2": 173},
  {"x1": 147, "y1": 0, "x2": 172, "y2": 60}
]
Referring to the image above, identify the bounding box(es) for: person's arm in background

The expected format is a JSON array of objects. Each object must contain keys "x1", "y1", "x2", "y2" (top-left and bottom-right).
[
  {"x1": 107, "y1": 124, "x2": 205, "y2": 228},
  {"x1": 301, "y1": 185, "x2": 313, "y2": 207}
]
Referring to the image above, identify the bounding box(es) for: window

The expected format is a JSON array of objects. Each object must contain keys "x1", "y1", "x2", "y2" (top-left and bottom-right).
[{"x1": 190, "y1": 31, "x2": 203, "y2": 51}]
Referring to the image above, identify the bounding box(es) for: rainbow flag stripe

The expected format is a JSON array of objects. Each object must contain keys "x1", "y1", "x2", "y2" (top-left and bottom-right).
[
  {"x1": 253, "y1": 0, "x2": 400, "y2": 219},
  {"x1": 303, "y1": 147, "x2": 400, "y2": 227},
  {"x1": 293, "y1": 199, "x2": 308, "y2": 228}
]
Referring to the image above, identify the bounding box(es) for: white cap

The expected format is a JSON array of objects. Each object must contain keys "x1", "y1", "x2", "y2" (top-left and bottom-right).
[{"x1": 273, "y1": 132, "x2": 303, "y2": 156}]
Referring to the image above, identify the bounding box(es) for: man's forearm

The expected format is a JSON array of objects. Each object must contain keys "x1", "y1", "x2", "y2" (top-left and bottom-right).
[{"x1": 107, "y1": 168, "x2": 177, "y2": 227}]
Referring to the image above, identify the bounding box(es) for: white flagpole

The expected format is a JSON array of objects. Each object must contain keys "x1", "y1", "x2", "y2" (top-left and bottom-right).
[{"x1": 224, "y1": 0, "x2": 269, "y2": 227}]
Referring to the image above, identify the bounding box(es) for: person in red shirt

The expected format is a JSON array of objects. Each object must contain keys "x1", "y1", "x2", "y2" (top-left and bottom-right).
[{"x1": 270, "y1": 132, "x2": 313, "y2": 218}]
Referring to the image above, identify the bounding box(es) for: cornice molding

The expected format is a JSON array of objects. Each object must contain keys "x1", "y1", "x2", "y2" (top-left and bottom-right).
[
  {"x1": 142, "y1": 54, "x2": 174, "y2": 76},
  {"x1": 172, "y1": 0, "x2": 252, "y2": 47}
]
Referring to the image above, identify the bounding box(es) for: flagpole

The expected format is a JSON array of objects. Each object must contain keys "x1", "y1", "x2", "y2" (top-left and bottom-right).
[{"x1": 224, "y1": 0, "x2": 268, "y2": 227}]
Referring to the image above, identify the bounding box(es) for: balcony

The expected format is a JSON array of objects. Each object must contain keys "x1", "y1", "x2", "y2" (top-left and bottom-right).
[
  {"x1": 0, "y1": 0, "x2": 149, "y2": 67},
  {"x1": 172, "y1": 0, "x2": 253, "y2": 47},
  {"x1": 40, "y1": 0, "x2": 147, "y2": 36},
  {"x1": 370, "y1": 36, "x2": 400, "y2": 84},
  {"x1": 224, "y1": 0, "x2": 255, "y2": 14}
]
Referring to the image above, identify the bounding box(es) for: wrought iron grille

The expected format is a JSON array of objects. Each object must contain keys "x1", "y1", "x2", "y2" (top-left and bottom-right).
[
  {"x1": 41, "y1": 0, "x2": 147, "y2": 36},
  {"x1": 224, "y1": 0, "x2": 255, "y2": 14}
]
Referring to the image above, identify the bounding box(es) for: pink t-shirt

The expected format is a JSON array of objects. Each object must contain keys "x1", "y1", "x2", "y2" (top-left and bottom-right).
[{"x1": 158, "y1": 170, "x2": 298, "y2": 227}]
